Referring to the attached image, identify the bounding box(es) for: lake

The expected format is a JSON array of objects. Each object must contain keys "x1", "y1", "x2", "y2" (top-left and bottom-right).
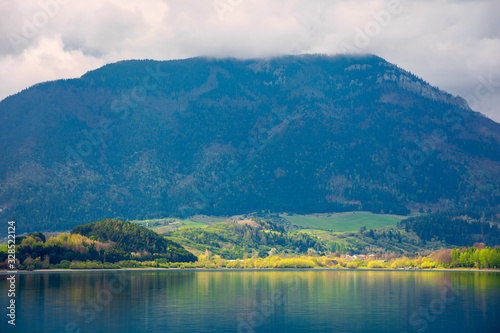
[{"x1": 1, "y1": 270, "x2": 499, "y2": 332}]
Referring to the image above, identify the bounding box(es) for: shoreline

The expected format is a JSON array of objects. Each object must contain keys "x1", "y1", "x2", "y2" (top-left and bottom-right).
[{"x1": 2, "y1": 267, "x2": 500, "y2": 275}]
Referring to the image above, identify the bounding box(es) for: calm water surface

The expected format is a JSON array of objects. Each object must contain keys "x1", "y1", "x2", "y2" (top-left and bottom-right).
[{"x1": 1, "y1": 270, "x2": 499, "y2": 333}]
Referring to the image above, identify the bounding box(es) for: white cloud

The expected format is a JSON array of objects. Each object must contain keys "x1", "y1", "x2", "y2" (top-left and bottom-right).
[
  {"x1": 0, "y1": 0, "x2": 499, "y2": 121},
  {"x1": 0, "y1": 35, "x2": 105, "y2": 97}
]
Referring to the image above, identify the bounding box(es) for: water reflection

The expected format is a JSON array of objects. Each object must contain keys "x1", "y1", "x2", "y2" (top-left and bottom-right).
[{"x1": 1, "y1": 270, "x2": 499, "y2": 332}]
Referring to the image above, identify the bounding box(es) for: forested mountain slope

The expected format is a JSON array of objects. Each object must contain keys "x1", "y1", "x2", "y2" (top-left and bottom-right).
[{"x1": 0, "y1": 54, "x2": 499, "y2": 234}]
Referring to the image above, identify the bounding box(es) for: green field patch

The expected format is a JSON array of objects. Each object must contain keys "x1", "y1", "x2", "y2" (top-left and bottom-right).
[
  {"x1": 283, "y1": 212, "x2": 407, "y2": 232},
  {"x1": 178, "y1": 221, "x2": 209, "y2": 228},
  {"x1": 189, "y1": 215, "x2": 227, "y2": 224},
  {"x1": 297, "y1": 229, "x2": 351, "y2": 244},
  {"x1": 150, "y1": 221, "x2": 209, "y2": 233},
  {"x1": 0, "y1": 244, "x2": 7, "y2": 252},
  {"x1": 133, "y1": 215, "x2": 225, "y2": 230},
  {"x1": 133, "y1": 218, "x2": 205, "y2": 229}
]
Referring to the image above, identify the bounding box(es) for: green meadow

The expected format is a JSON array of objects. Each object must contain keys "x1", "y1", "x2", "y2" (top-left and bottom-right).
[
  {"x1": 132, "y1": 215, "x2": 222, "y2": 232},
  {"x1": 282, "y1": 212, "x2": 409, "y2": 232}
]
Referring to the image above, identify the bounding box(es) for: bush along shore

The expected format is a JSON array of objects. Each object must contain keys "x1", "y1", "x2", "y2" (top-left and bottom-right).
[
  {"x1": 2, "y1": 243, "x2": 499, "y2": 271},
  {"x1": 2, "y1": 219, "x2": 499, "y2": 271}
]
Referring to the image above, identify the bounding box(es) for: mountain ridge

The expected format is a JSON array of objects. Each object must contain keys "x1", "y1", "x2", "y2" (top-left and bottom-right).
[{"x1": 1, "y1": 54, "x2": 499, "y2": 235}]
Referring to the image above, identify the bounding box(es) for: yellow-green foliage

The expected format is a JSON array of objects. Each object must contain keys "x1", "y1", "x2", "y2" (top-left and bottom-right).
[
  {"x1": 346, "y1": 261, "x2": 359, "y2": 269},
  {"x1": 188, "y1": 251, "x2": 483, "y2": 270},
  {"x1": 367, "y1": 261, "x2": 385, "y2": 268},
  {"x1": 193, "y1": 255, "x2": 319, "y2": 269},
  {"x1": 12, "y1": 241, "x2": 499, "y2": 271},
  {"x1": 419, "y1": 259, "x2": 437, "y2": 269},
  {"x1": 451, "y1": 247, "x2": 500, "y2": 269},
  {"x1": 68, "y1": 260, "x2": 120, "y2": 269},
  {"x1": 390, "y1": 257, "x2": 414, "y2": 268},
  {"x1": 20, "y1": 235, "x2": 44, "y2": 248},
  {"x1": 274, "y1": 258, "x2": 316, "y2": 268},
  {"x1": 45, "y1": 233, "x2": 101, "y2": 253}
]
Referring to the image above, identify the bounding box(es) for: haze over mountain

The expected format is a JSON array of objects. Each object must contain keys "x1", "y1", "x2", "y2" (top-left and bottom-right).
[{"x1": 1, "y1": 54, "x2": 499, "y2": 235}]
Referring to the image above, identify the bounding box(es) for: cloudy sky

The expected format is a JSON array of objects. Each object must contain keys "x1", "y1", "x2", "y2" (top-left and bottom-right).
[{"x1": 1, "y1": 0, "x2": 499, "y2": 121}]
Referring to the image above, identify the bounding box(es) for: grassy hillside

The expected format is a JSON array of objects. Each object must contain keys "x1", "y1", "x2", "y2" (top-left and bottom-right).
[
  {"x1": 282, "y1": 212, "x2": 409, "y2": 232},
  {"x1": 132, "y1": 217, "x2": 210, "y2": 233},
  {"x1": 162, "y1": 211, "x2": 499, "y2": 257},
  {"x1": 164, "y1": 219, "x2": 327, "y2": 259},
  {"x1": 159, "y1": 213, "x2": 437, "y2": 257},
  {"x1": 297, "y1": 228, "x2": 438, "y2": 254}
]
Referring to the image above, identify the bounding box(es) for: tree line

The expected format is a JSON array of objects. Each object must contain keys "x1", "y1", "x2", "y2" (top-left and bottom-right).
[{"x1": 400, "y1": 212, "x2": 500, "y2": 246}]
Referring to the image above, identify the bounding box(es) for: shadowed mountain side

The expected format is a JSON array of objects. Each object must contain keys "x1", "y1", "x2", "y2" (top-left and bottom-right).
[{"x1": 0, "y1": 54, "x2": 499, "y2": 235}]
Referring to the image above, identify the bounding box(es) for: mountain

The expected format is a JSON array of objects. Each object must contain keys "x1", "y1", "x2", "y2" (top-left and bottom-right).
[{"x1": 0, "y1": 54, "x2": 499, "y2": 235}]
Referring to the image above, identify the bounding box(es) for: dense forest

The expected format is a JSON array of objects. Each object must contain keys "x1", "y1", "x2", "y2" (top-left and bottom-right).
[
  {"x1": 400, "y1": 212, "x2": 500, "y2": 246},
  {"x1": 1, "y1": 55, "x2": 499, "y2": 235}
]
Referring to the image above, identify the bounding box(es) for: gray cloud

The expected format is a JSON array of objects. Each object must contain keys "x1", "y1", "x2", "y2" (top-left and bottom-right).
[{"x1": 0, "y1": 0, "x2": 499, "y2": 121}]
